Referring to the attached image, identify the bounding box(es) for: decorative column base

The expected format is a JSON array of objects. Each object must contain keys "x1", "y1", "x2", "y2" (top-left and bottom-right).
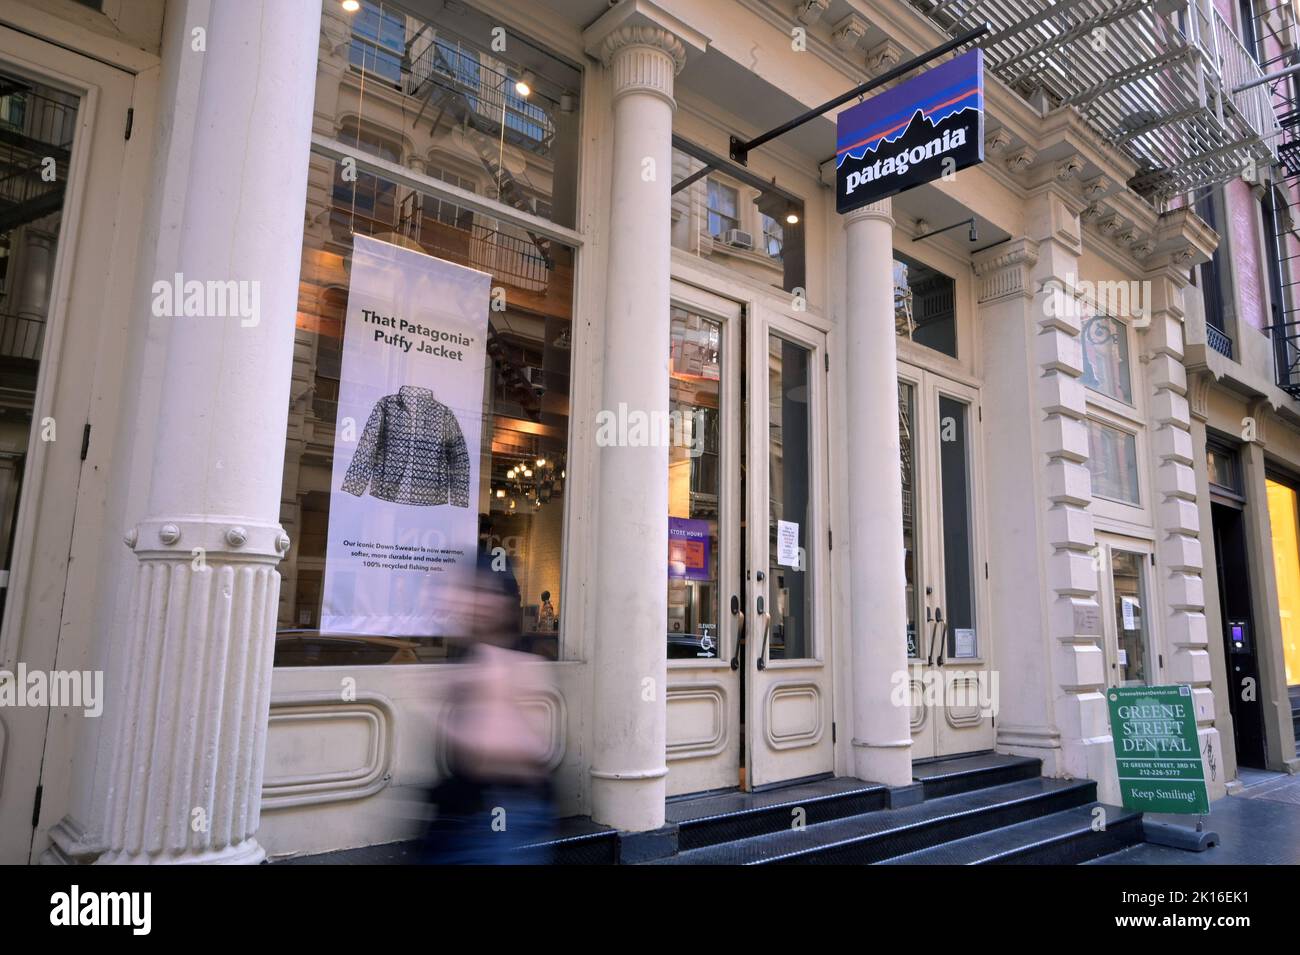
[{"x1": 97, "y1": 519, "x2": 288, "y2": 865}]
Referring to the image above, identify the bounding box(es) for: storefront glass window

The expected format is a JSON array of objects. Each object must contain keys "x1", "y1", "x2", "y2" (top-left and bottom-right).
[
  {"x1": 275, "y1": 2, "x2": 578, "y2": 666},
  {"x1": 328, "y1": 0, "x2": 582, "y2": 230},
  {"x1": 1087, "y1": 419, "x2": 1140, "y2": 505},
  {"x1": 1265, "y1": 479, "x2": 1300, "y2": 685},
  {"x1": 893, "y1": 252, "x2": 956, "y2": 358},
  {"x1": 667, "y1": 308, "x2": 722, "y2": 659}
]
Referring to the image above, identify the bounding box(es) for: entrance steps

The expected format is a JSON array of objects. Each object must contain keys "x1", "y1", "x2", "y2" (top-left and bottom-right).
[{"x1": 521, "y1": 752, "x2": 1143, "y2": 864}]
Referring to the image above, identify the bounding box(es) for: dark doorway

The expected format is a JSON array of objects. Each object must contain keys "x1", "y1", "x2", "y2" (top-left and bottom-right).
[{"x1": 1212, "y1": 501, "x2": 1268, "y2": 768}]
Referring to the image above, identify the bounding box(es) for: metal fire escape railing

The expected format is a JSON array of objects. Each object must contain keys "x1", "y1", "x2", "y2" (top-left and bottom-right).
[
  {"x1": 1244, "y1": 0, "x2": 1300, "y2": 395},
  {"x1": 905, "y1": 0, "x2": 1281, "y2": 199}
]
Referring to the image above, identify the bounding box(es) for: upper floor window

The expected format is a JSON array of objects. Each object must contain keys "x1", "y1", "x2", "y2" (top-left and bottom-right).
[
  {"x1": 707, "y1": 180, "x2": 739, "y2": 238},
  {"x1": 349, "y1": 0, "x2": 405, "y2": 84},
  {"x1": 1080, "y1": 309, "x2": 1134, "y2": 405},
  {"x1": 1087, "y1": 418, "x2": 1141, "y2": 506}
]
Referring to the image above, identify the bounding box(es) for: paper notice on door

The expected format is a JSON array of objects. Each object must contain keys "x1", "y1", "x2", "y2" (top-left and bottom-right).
[
  {"x1": 1118, "y1": 648, "x2": 1128, "y2": 667},
  {"x1": 777, "y1": 520, "x2": 800, "y2": 568},
  {"x1": 953, "y1": 628, "x2": 977, "y2": 658},
  {"x1": 1121, "y1": 596, "x2": 1138, "y2": 631}
]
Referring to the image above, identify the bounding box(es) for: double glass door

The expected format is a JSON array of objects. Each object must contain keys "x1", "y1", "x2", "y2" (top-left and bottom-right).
[
  {"x1": 899, "y1": 365, "x2": 993, "y2": 759},
  {"x1": 665, "y1": 281, "x2": 833, "y2": 795}
]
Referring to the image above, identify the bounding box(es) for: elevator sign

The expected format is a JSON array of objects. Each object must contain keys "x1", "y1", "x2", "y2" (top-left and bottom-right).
[
  {"x1": 1107, "y1": 685, "x2": 1210, "y2": 815},
  {"x1": 835, "y1": 49, "x2": 985, "y2": 213}
]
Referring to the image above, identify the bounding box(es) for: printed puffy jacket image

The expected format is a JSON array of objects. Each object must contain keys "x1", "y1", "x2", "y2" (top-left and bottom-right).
[{"x1": 342, "y1": 384, "x2": 471, "y2": 507}]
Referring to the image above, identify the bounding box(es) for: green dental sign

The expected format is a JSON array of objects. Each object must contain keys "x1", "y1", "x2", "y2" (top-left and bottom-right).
[{"x1": 1106, "y1": 684, "x2": 1210, "y2": 815}]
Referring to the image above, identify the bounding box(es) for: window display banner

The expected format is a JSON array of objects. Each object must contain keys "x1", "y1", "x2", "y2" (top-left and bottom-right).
[
  {"x1": 835, "y1": 48, "x2": 984, "y2": 213},
  {"x1": 1106, "y1": 684, "x2": 1211, "y2": 815},
  {"x1": 321, "y1": 234, "x2": 491, "y2": 637}
]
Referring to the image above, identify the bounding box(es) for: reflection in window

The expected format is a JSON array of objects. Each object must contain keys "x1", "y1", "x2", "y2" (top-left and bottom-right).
[
  {"x1": 1087, "y1": 419, "x2": 1140, "y2": 505},
  {"x1": 348, "y1": 0, "x2": 405, "y2": 84},
  {"x1": 331, "y1": 0, "x2": 580, "y2": 229},
  {"x1": 279, "y1": 0, "x2": 580, "y2": 667},
  {"x1": 1081, "y1": 309, "x2": 1133, "y2": 404},
  {"x1": 761, "y1": 214, "x2": 784, "y2": 261},
  {"x1": 893, "y1": 251, "x2": 956, "y2": 358},
  {"x1": 667, "y1": 308, "x2": 722, "y2": 659},
  {"x1": 939, "y1": 396, "x2": 976, "y2": 659},
  {"x1": 768, "y1": 335, "x2": 814, "y2": 660},
  {"x1": 1206, "y1": 443, "x2": 1241, "y2": 495},
  {"x1": 0, "y1": 71, "x2": 78, "y2": 626},
  {"x1": 900, "y1": 381, "x2": 919, "y2": 657},
  {"x1": 707, "y1": 180, "x2": 738, "y2": 238},
  {"x1": 1110, "y1": 550, "x2": 1149, "y2": 686},
  {"x1": 670, "y1": 142, "x2": 806, "y2": 293}
]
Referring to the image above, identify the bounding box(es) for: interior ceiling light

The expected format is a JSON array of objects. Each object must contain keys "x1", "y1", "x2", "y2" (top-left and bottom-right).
[
  {"x1": 515, "y1": 70, "x2": 534, "y2": 98},
  {"x1": 341, "y1": 0, "x2": 360, "y2": 12}
]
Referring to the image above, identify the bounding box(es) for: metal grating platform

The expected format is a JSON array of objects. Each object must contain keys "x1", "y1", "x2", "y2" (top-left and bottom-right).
[{"x1": 904, "y1": 0, "x2": 1281, "y2": 198}]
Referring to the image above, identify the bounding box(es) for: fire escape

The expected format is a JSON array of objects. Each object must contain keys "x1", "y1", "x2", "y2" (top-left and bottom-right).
[
  {"x1": 904, "y1": 0, "x2": 1281, "y2": 198},
  {"x1": 1250, "y1": 0, "x2": 1300, "y2": 395}
]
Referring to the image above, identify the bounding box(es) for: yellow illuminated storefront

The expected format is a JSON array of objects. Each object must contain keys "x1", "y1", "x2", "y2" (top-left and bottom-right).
[{"x1": 1266, "y1": 479, "x2": 1300, "y2": 686}]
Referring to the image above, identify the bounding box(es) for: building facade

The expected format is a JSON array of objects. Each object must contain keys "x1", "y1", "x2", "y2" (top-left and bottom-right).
[{"x1": 0, "y1": 0, "x2": 1296, "y2": 864}]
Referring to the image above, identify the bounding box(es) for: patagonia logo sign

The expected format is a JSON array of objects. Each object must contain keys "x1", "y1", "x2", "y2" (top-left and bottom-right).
[{"x1": 836, "y1": 48, "x2": 985, "y2": 213}]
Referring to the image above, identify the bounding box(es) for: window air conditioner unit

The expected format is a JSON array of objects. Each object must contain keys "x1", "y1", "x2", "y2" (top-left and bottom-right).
[{"x1": 723, "y1": 229, "x2": 753, "y2": 250}]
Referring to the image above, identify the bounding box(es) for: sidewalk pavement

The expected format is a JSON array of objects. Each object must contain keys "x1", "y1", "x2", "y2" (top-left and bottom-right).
[{"x1": 1092, "y1": 768, "x2": 1300, "y2": 865}]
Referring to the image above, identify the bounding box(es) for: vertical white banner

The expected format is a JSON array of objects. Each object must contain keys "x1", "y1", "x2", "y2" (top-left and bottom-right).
[{"x1": 321, "y1": 234, "x2": 491, "y2": 637}]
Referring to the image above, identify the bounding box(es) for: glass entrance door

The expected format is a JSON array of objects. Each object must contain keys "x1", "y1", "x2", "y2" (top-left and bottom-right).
[
  {"x1": 744, "y1": 306, "x2": 834, "y2": 788},
  {"x1": 900, "y1": 365, "x2": 993, "y2": 760},
  {"x1": 0, "y1": 29, "x2": 136, "y2": 863},
  {"x1": 664, "y1": 282, "x2": 743, "y2": 796},
  {"x1": 1096, "y1": 536, "x2": 1155, "y2": 687}
]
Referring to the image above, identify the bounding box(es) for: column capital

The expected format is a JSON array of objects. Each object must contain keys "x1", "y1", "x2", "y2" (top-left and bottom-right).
[
  {"x1": 973, "y1": 237, "x2": 1040, "y2": 304},
  {"x1": 843, "y1": 197, "x2": 893, "y2": 228}
]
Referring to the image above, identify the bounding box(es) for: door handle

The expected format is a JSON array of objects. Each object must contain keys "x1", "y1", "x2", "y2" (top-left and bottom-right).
[
  {"x1": 729, "y1": 594, "x2": 745, "y2": 671},
  {"x1": 933, "y1": 606, "x2": 947, "y2": 666},
  {"x1": 756, "y1": 611, "x2": 772, "y2": 671}
]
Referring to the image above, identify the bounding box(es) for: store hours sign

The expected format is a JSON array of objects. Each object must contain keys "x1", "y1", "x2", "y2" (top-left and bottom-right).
[
  {"x1": 1107, "y1": 685, "x2": 1210, "y2": 815},
  {"x1": 836, "y1": 49, "x2": 985, "y2": 213}
]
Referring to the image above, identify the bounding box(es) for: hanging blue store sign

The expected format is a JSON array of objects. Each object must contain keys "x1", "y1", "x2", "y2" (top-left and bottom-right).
[{"x1": 836, "y1": 48, "x2": 985, "y2": 213}]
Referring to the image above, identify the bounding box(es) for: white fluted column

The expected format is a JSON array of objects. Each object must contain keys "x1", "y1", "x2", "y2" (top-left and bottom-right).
[
  {"x1": 97, "y1": 0, "x2": 320, "y2": 864},
  {"x1": 844, "y1": 199, "x2": 913, "y2": 786},
  {"x1": 582, "y1": 6, "x2": 700, "y2": 831}
]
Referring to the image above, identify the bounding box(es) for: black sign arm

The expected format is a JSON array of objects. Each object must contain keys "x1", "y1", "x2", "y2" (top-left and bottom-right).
[{"x1": 727, "y1": 23, "x2": 989, "y2": 167}]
